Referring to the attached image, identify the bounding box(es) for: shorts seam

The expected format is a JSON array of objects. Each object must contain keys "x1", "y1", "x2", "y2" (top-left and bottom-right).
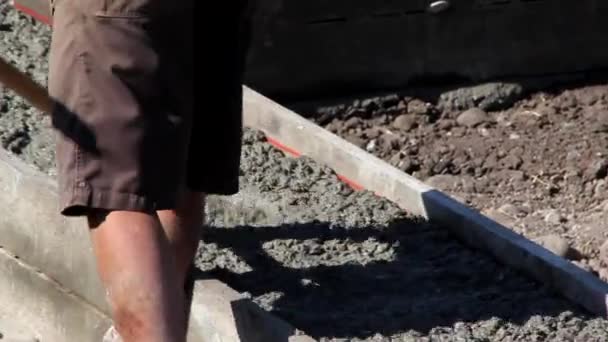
[
  {"x1": 93, "y1": 11, "x2": 149, "y2": 19},
  {"x1": 61, "y1": 186, "x2": 163, "y2": 216}
]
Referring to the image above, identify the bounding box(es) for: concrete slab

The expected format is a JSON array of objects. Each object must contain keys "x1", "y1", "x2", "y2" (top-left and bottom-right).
[
  {"x1": 242, "y1": 86, "x2": 608, "y2": 318},
  {"x1": 0, "y1": 310, "x2": 38, "y2": 342},
  {"x1": 0, "y1": 148, "x2": 108, "y2": 314}
]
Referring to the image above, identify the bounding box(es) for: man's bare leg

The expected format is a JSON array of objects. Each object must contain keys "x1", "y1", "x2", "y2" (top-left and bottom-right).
[
  {"x1": 157, "y1": 190, "x2": 205, "y2": 288},
  {"x1": 89, "y1": 210, "x2": 187, "y2": 342}
]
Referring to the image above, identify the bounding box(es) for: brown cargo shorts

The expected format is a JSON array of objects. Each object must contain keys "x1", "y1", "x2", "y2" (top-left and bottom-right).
[{"x1": 48, "y1": 0, "x2": 250, "y2": 216}]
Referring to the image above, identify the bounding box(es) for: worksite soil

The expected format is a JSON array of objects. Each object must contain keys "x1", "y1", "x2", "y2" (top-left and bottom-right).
[
  {"x1": 4, "y1": 4, "x2": 608, "y2": 342},
  {"x1": 302, "y1": 81, "x2": 608, "y2": 281}
]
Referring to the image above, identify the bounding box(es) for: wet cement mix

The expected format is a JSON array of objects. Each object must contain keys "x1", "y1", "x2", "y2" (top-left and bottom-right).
[{"x1": 3, "y1": 3, "x2": 608, "y2": 341}]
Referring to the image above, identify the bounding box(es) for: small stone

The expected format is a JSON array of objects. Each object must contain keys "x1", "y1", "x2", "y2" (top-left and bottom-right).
[
  {"x1": 363, "y1": 127, "x2": 381, "y2": 140},
  {"x1": 600, "y1": 240, "x2": 608, "y2": 265},
  {"x1": 457, "y1": 108, "x2": 489, "y2": 128},
  {"x1": 366, "y1": 139, "x2": 377, "y2": 152},
  {"x1": 536, "y1": 234, "x2": 572, "y2": 259},
  {"x1": 381, "y1": 94, "x2": 400, "y2": 108},
  {"x1": 499, "y1": 203, "x2": 525, "y2": 218},
  {"x1": 343, "y1": 117, "x2": 361, "y2": 130},
  {"x1": 437, "y1": 119, "x2": 455, "y2": 131},
  {"x1": 501, "y1": 154, "x2": 523, "y2": 170},
  {"x1": 600, "y1": 268, "x2": 608, "y2": 282},
  {"x1": 573, "y1": 260, "x2": 592, "y2": 272},
  {"x1": 426, "y1": 174, "x2": 459, "y2": 191},
  {"x1": 484, "y1": 208, "x2": 516, "y2": 227},
  {"x1": 589, "y1": 258, "x2": 601, "y2": 270},
  {"x1": 345, "y1": 135, "x2": 367, "y2": 149},
  {"x1": 362, "y1": 98, "x2": 380, "y2": 111},
  {"x1": 544, "y1": 210, "x2": 564, "y2": 225},
  {"x1": 398, "y1": 158, "x2": 417, "y2": 174},
  {"x1": 389, "y1": 152, "x2": 403, "y2": 166},
  {"x1": 407, "y1": 99, "x2": 430, "y2": 115},
  {"x1": 585, "y1": 159, "x2": 608, "y2": 180},
  {"x1": 378, "y1": 134, "x2": 401, "y2": 154},
  {"x1": 393, "y1": 114, "x2": 418, "y2": 131},
  {"x1": 593, "y1": 110, "x2": 608, "y2": 133},
  {"x1": 478, "y1": 127, "x2": 491, "y2": 137}
]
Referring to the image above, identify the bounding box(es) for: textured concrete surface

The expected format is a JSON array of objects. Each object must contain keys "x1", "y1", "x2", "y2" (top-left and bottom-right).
[{"x1": 0, "y1": 246, "x2": 110, "y2": 341}]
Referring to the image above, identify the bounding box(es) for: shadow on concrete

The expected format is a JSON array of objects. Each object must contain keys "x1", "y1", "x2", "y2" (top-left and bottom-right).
[{"x1": 192, "y1": 217, "x2": 589, "y2": 340}]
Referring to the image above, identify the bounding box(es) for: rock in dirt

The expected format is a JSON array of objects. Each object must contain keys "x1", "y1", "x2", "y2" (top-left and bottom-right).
[
  {"x1": 343, "y1": 117, "x2": 362, "y2": 130},
  {"x1": 592, "y1": 110, "x2": 608, "y2": 133},
  {"x1": 499, "y1": 203, "x2": 526, "y2": 218},
  {"x1": 599, "y1": 268, "x2": 608, "y2": 282},
  {"x1": 407, "y1": 99, "x2": 431, "y2": 115},
  {"x1": 484, "y1": 208, "x2": 516, "y2": 227},
  {"x1": 585, "y1": 159, "x2": 608, "y2": 181},
  {"x1": 599, "y1": 240, "x2": 608, "y2": 265},
  {"x1": 426, "y1": 174, "x2": 460, "y2": 191},
  {"x1": 438, "y1": 82, "x2": 524, "y2": 111},
  {"x1": 344, "y1": 135, "x2": 366, "y2": 149},
  {"x1": 544, "y1": 210, "x2": 565, "y2": 225},
  {"x1": 536, "y1": 234, "x2": 573, "y2": 259},
  {"x1": 456, "y1": 108, "x2": 490, "y2": 128},
  {"x1": 392, "y1": 114, "x2": 418, "y2": 131}
]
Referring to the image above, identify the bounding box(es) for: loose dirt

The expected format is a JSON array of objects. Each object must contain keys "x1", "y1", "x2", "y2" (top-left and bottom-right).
[{"x1": 303, "y1": 81, "x2": 608, "y2": 281}]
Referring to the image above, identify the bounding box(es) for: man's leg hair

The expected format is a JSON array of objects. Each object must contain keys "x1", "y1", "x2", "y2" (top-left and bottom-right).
[{"x1": 89, "y1": 209, "x2": 187, "y2": 342}]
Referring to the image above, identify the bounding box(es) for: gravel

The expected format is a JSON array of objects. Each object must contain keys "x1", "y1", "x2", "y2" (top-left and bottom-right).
[
  {"x1": 4, "y1": 3, "x2": 608, "y2": 341},
  {"x1": 0, "y1": 1, "x2": 55, "y2": 175}
]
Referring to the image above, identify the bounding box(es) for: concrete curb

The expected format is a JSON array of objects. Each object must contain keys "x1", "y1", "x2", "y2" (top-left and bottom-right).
[
  {"x1": 243, "y1": 86, "x2": 608, "y2": 318},
  {"x1": 187, "y1": 279, "x2": 315, "y2": 342},
  {"x1": 0, "y1": 246, "x2": 110, "y2": 341}
]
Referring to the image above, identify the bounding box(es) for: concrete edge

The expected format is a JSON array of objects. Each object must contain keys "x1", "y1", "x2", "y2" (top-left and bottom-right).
[
  {"x1": 188, "y1": 278, "x2": 316, "y2": 342},
  {"x1": 0, "y1": 147, "x2": 108, "y2": 313},
  {"x1": 242, "y1": 86, "x2": 608, "y2": 318}
]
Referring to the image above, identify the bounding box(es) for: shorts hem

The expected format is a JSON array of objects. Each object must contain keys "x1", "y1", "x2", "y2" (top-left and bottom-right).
[{"x1": 59, "y1": 185, "x2": 170, "y2": 217}]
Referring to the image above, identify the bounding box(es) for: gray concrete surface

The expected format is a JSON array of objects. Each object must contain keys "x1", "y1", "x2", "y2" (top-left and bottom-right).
[
  {"x1": 0, "y1": 308, "x2": 38, "y2": 342},
  {"x1": 0, "y1": 147, "x2": 108, "y2": 314},
  {"x1": 0, "y1": 245, "x2": 110, "y2": 341}
]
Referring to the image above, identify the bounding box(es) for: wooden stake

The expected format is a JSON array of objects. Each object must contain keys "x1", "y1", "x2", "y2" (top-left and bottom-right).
[{"x1": 0, "y1": 56, "x2": 53, "y2": 115}]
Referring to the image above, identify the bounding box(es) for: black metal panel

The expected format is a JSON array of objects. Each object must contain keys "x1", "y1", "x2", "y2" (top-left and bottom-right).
[{"x1": 245, "y1": 0, "x2": 608, "y2": 97}]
